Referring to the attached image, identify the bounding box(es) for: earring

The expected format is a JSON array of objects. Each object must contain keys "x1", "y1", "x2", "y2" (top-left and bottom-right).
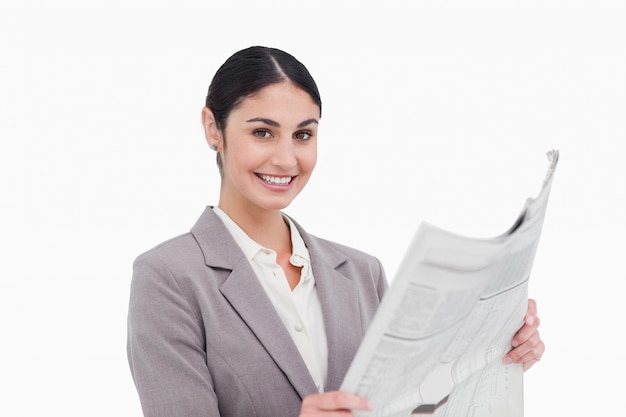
[{"x1": 210, "y1": 144, "x2": 218, "y2": 151}]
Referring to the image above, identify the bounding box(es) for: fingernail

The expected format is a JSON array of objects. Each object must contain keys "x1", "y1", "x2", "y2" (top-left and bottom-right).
[
  {"x1": 526, "y1": 315, "x2": 535, "y2": 325},
  {"x1": 511, "y1": 339, "x2": 519, "y2": 347},
  {"x1": 503, "y1": 356, "x2": 513, "y2": 364}
]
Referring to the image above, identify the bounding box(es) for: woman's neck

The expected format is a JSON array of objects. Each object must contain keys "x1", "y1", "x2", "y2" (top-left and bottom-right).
[{"x1": 217, "y1": 202, "x2": 292, "y2": 253}]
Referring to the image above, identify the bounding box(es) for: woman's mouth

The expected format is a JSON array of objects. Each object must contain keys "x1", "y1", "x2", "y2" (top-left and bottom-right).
[{"x1": 257, "y1": 174, "x2": 294, "y2": 185}]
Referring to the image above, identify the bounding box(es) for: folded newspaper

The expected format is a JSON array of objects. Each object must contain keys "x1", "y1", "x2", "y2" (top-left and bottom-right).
[{"x1": 340, "y1": 150, "x2": 559, "y2": 417}]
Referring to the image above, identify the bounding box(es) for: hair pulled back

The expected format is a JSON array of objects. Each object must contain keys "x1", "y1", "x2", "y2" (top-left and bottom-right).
[{"x1": 205, "y1": 46, "x2": 322, "y2": 132}]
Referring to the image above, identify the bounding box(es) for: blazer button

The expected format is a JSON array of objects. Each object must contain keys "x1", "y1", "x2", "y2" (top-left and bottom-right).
[{"x1": 294, "y1": 322, "x2": 304, "y2": 332}]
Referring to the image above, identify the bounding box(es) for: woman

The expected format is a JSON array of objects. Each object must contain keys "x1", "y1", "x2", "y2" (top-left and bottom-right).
[{"x1": 127, "y1": 46, "x2": 544, "y2": 417}]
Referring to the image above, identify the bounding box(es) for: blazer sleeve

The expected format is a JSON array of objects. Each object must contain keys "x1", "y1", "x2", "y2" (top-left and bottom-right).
[{"x1": 127, "y1": 253, "x2": 219, "y2": 417}]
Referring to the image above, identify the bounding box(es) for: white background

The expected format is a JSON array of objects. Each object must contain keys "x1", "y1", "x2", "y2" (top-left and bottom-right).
[{"x1": 2, "y1": 1, "x2": 624, "y2": 415}]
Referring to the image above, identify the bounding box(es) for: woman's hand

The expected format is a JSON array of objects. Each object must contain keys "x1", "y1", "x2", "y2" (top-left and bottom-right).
[
  {"x1": 300, "y1": 391, "x2": 373, "y2": 417},
  {"x1": 503, "y1": 298, "x2": 545, "y2": 371}
]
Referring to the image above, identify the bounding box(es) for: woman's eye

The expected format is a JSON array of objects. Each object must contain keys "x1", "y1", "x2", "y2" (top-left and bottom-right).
[
  {"x1": 294, "y1": 131, "x2": 312, "y2": 141},
  {"x1": 253, "y1": 129, "x2": 272, "y2": 139}
]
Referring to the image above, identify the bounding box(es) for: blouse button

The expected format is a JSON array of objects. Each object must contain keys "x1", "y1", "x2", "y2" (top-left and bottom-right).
[{"x1": 294, "y1": 322, "x2": 304, "y2": 332}]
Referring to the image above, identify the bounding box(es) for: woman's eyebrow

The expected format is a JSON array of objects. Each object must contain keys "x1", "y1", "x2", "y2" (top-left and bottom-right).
[
  {"x1": 246, "y1": 117, "x2": 319, "y2": 128},
  {"x1": 246, "y1": 117, "x2": 280, "y2": 127},
  {"x1": 298, "y1": 118, "x2": 319, "y2": 128}
]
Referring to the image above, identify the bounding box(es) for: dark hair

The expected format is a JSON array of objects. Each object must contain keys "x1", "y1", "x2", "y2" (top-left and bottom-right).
[{"x1": 206, "y1": 46, "x2": 321, "y2": 130}]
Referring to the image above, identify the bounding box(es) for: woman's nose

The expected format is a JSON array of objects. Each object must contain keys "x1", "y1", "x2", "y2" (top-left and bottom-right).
[{"x1": 270, "y1": 138, "x2": 297, "y2": 170}]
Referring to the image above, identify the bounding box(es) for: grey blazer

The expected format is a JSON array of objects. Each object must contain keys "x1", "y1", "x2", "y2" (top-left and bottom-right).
[{"x1": 127, "y1": 207, "x2": 388, "y2": 417}]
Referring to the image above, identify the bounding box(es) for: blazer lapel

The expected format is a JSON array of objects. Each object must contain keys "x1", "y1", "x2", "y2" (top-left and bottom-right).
[
  {"x1": 191, "y1": 207, "x2": 318, "y2": 399},
  {"x1": 293, "y1": 220, "x2": 365, "y2": 392}
]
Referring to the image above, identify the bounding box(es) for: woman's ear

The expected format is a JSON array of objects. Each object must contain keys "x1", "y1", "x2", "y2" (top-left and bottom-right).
[{"x1": 201, "y1": 107, "x2": 221, "y2": 150}]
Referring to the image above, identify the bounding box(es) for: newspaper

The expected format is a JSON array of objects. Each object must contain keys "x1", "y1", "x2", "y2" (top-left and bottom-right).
[{"x1": 340, "y1": 150, "x2": 559, "y2": 417}]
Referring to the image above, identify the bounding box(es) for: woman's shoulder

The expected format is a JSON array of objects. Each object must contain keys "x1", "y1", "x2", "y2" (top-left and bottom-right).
[
  {"x1": 299, "y1": 229, "x2": 385, "y2": 278},
  {"x1": 302, "y1": 232, "x2": 389, "y2": 298},
  {"x1": 289, "y1": 216, "x2": 381, "y2": 265},
  {"x1": 133, "y1": 231, "x2": 202, "y2": 270},
  {"x1": 311, "y1": 234, "x2": 378, "y2": 261},
  {"x1": 132, "y1": 206, "x2": 225, "y2": 268}
]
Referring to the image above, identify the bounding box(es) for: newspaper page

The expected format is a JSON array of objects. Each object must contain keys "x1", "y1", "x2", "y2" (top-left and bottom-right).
[{"x1": 340, "y1": 150, "x2": 559, "y2": 417}]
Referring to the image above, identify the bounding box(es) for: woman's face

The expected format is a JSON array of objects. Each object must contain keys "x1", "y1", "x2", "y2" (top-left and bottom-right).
[{"x1": 216, "y1": 82, "x2": 320, "y2": 214}]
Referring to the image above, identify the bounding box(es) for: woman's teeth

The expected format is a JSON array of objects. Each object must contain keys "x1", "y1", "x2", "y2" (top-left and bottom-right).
[{"x1": 259, "y1": 174, "x2": 292, "y2": 185}]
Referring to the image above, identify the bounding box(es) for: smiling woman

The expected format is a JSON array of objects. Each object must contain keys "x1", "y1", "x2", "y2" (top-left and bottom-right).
[{"x1": 126, "y1": 46, "x2": 544, "y2": 417}]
